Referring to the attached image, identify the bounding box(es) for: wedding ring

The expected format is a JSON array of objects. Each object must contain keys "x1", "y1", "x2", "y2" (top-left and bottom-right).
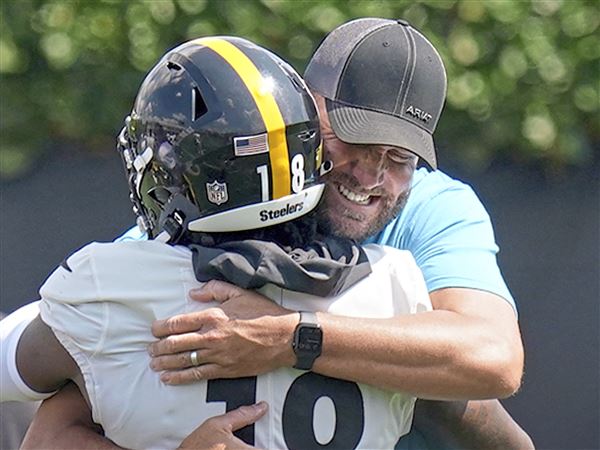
[{"x1": 190, "y1": 350, "x2": 200, "y2": 367}]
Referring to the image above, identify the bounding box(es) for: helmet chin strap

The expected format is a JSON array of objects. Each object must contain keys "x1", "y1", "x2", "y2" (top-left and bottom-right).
[{"x1": 155, "y1": 193, "x2": 200, "y2": 244}]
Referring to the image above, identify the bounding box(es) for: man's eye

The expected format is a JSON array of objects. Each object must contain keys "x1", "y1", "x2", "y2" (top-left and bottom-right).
[{"x1": 388, "y1": 153, "x2": 412, "y2": 164}]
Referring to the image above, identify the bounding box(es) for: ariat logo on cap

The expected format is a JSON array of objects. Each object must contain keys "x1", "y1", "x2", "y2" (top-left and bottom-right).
[
  {"x1": 259, "y1": 201, "x2": 304, "y2": 222},
  {"x1": 405, "y1": 105, "x2": 433, "y2": 123}
]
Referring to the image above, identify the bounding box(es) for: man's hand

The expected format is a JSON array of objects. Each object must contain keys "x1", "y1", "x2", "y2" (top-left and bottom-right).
[
  {"x1": 177, "y1": 402, "x2": 268, "y2": 450},
  {"x1": 149, "y1": 280, "x2": 297, "y2": 384},
  {"x1": 150, "y1": 284, "x2": 522, "y2": 400}
]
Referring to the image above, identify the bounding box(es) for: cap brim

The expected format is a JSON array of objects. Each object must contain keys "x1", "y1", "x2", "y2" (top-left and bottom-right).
[{"x1": 326, "y1": 99, "x2": 437, "y2": 169}]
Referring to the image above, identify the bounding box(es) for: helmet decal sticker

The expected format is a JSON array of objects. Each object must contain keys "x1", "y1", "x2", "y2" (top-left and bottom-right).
[
  {"x1": 234, "y1": 133, "x2": 269, "y2": 156},
  {"x1": 259, "y1": 200, "x2": 304, "y2": 222},
  {"x1": 206, "y1": 180, "x2": 229, "y2": 205}
]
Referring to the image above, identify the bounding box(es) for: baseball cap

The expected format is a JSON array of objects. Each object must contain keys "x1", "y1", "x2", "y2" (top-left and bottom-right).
[{"x1": 304, "y1": 18, "x2": 447, "y2": 169}]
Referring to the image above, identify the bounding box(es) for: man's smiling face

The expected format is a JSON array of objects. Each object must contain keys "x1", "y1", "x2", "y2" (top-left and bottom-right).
[{"x1": 315, "y1": 97, "x2": 417, "y2": 241}]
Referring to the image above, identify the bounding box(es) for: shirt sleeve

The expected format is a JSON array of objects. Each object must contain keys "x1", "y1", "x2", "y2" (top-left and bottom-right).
[
  {"x1": 38, "y1": 244, "x2": 108, "y2": 357},
  {"x1": 0, "y1": 302, "x2": 56, "y2": 401},
  {"x1": 406, "y1": 183, "x2": 516, "y2": 312}
]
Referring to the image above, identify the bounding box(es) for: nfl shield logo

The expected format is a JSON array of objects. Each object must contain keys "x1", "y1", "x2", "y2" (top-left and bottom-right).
[{"x1": 206, "y1": 180, "x2": 228, "y2": 205}]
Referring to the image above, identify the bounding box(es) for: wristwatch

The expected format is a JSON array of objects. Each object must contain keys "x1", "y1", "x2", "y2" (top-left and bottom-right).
[{"x1": 292, "y1": 311, "x2": 322, "y2": 370}]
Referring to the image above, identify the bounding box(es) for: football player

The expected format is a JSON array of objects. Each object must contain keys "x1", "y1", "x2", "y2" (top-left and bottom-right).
[{"x1": 2, "y1": 36, "x2": 433, "y2": 449}]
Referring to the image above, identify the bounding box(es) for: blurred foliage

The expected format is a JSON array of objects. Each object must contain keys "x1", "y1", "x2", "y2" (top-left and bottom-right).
[{"x1": 0, "y1": 0, "x2": 598, "y2": 179}]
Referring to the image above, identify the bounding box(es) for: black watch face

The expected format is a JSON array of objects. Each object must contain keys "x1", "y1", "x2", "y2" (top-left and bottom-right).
[{"x1": 296, "y1": 326, "x2": 322, "y2": 352}]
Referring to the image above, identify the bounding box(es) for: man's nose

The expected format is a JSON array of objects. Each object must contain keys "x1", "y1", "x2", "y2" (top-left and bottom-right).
[{"x1": 350, "y1": 150, "x2": 386, "y2": 190}]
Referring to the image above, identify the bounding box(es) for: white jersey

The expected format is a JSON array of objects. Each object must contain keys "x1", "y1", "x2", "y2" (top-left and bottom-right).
[{"x1": 39, "y1": 240, "x2": 431, "y2": 450}]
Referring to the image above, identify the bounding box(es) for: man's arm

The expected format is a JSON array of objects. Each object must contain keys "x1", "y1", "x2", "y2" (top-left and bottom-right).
[
  {"x1": 16, "y1": 315, "x2": 79, "y2": 394},
  {"x1": 148, "y1": 282, "x2": 523, "y2": 400},
  {"x1": 21, "y1": 382, "x2": 122, "y2": 450},
  {"x1": 149, "y1": 283, "x2": 529, "y2": 446},
  {"x1": 1, "y1": 307, "x2": 78, "y2": 403},
  {"x1": 413, "y1": 399, "x2": 535, "y2": 449},
  {"x1": 313, "y1": 287, "x2": 522, "y2": 400}
]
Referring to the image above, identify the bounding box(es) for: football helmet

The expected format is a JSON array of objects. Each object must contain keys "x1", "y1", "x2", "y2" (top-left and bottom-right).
[{"x1": 117, "y1": 36, "x2": 328, "y2": 243}]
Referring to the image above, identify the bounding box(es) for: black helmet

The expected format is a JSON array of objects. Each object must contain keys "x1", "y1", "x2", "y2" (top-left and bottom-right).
[{"x1": 117, "y1": 36, "x2": 327, "y2": 243}]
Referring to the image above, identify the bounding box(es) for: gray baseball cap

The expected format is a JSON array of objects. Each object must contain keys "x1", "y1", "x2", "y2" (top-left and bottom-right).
[{"x1": 305, "y1": 18, "x2": 447, "y2": 169}]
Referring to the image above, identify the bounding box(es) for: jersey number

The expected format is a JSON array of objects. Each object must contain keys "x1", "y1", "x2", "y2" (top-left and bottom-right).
[{"x1": 207, "y1": 372, "x2": 364, "y2": 449}]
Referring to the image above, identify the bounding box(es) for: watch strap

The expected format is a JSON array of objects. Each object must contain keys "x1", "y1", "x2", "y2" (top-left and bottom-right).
[{"x1": 298, "y1": 311, "x2": 317, "y2": 326}]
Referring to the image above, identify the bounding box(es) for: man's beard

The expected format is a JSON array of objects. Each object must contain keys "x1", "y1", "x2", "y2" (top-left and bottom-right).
[{"x1": 316, "y1": 171, "x2": 410, "y2": 242}]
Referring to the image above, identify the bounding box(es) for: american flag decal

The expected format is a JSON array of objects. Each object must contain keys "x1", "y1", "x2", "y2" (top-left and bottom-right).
[{"x1": 234, "y1": 133, "x2": 269, "y2": 156}]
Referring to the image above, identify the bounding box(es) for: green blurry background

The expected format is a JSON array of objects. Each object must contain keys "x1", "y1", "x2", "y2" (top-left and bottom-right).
[{"x1": 1, "y1": 0, "x2": 598, "y2": 180}]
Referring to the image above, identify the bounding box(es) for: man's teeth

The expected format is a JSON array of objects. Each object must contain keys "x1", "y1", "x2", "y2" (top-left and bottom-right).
[{"x1": 338, "y1": 184, "x2": 371, "y2": 205}]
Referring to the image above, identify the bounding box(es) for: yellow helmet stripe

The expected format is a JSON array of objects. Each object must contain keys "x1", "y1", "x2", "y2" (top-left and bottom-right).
[{"x1": 191, "y1": 37, "x2": 291, "y2": 199}]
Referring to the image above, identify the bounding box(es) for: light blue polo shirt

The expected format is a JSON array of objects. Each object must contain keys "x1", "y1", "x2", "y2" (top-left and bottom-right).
[
  {"x1": 364, "y1": 167, "x2": 515, "y2": 311},
  {"x1": 375, "y1": 168, "x2": 516, "y2": 450}
]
